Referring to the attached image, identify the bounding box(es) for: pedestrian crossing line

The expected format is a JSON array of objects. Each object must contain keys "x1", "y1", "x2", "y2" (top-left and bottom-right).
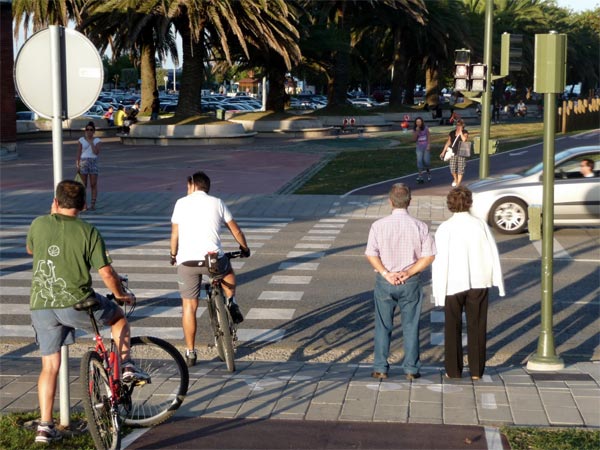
[
  {"x1": 300, "y1": 235, "x2": 336, "y2": 241},
  {"x1": 319, "y1": 218, "x2": 348, "y2": 223},
  {"x1": 532, "y1": 239, "x2": 571, "y2": 259},
  {"x1": 0, "y1": 259, "x2": 245, "y2": 270},
  {"x1": 0, "y1": 215, "x2": 292, "y2": 224},
  {"x1": 0, "y1": 324, "x2": 287, "y2": 342},
  {"x1": 294, "y1": 243, "x2": 331, "y2": 250},
  {"x1": 430, "y1": 311, "x2": 466, "y2": 323},
  {"x1": 307, "y1": 229, "x2": 340, "y2": 235},
  {"x1": 258, "y1": 291, "x2": 304, "y2": 301},
  {"x1": 0, "y1": 272, "x2": 180, "y2": 282},
  {"x1": 236, "y1": 329, "x2": 286, "y2": 343},
  {"x1": 269, "y1": 275, "x2": 312, "y2": 284},
  {"x1": 430, "y1": 332, "x2": 467, "y2": 346},
  {"x1": 0, "y1": 287, "x2": 181, "y2": 299},
  {"x1": 278, "y1": 262, "x2": 320, "y2": 271},
  {"x1": 246, "y1": 308, "x2": 295, "y2": 320},
  {"x1": 285, "y1": 251, "x2": 325, "y2": 259},
  {"x1": 312, "y1": 223, "x2": 345, "y2": 229}
]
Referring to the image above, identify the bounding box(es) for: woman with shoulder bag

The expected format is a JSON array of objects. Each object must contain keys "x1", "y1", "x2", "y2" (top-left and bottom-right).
[
  {"x1": 76, "y1": 121, "x2": 101, "y2": 211},
  {"x1": 440, "y1": 119, "x2": 469, "y2": 187}
]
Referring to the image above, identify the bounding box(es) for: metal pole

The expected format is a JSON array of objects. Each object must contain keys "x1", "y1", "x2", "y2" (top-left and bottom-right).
[
  {"x1": 479, "y1": 0, "x2": 493, "y2": 179},
  {"x1": 526, "y1": 92, "x2": 564, "y2": 371},
  {"x1": 50, "y1": 25, "x2": 70, "y2": 428}
]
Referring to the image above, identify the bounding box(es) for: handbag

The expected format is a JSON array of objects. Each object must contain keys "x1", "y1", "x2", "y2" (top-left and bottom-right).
[
  {"x1": 444, "y1": 134, "x2": 460, "y2": 161},
  {"x1": 458, "y1": 141, "x2": 472, "y2": 158},
  {"x1": 74, "y1": 171, "x2": 84, "y2": 185}
]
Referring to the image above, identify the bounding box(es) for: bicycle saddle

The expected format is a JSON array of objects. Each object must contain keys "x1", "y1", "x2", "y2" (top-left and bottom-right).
[{"x1": 73, "y1": 295, "x2": 100, "y2": 311}]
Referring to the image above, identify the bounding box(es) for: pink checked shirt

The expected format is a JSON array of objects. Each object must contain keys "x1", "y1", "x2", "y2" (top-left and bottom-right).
[{"x1": 365, "y1": 209, "x2": 436, "y2": 272}]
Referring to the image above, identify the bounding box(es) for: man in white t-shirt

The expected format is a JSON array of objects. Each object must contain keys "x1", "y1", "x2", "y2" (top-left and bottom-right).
[{"x1": 170, "y1": 171, "x2": 250, "y2": 367}]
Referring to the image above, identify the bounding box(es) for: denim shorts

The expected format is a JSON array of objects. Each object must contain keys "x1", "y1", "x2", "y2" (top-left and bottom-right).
[
  {"x1": 31, "y1": 293, "x2": 121, "y2": 356},
  {"x1": 80, "y1": 158, "x2": 99, "y2": 175}
]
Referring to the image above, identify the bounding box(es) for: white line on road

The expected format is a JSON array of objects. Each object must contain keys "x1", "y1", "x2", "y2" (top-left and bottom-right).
[
  {"x1": 481, "y1": 393, "x2": 498, "y2": 410},
  {"x1": 269, "y1": 276, "x2": 312, "y2": 284},
  {"x1": 484, "y1": 426, "x2": 504, "y2": 450},
  {"x1": 532, "y1": 239, "x2": 571, "y2": 259},
  {"x1": 246, "y1": 308, "x2": 295, "y2": 320},
  {"x1": 278, "y1": 262, "x2": 320, "y2": 271},
  {"x1": 258, "y1": 291, "x2": 304, "y2": 301}
]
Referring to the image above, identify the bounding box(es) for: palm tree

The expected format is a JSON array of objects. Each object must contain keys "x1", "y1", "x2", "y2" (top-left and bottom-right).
[
  {"x1": 82, "y1": 0, "x2": 177, "y2": 114},
  {"x1": 167, "y1": 0, "x2": 300, "y2": 117},
  {"x1": 13, "y1": 0, "x2": 86, "y2": 39}
]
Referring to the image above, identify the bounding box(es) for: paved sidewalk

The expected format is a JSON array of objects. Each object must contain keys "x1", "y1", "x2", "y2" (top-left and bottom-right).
[{"x1": 1, "y1": 355, "x2": 599, "y2": 428}]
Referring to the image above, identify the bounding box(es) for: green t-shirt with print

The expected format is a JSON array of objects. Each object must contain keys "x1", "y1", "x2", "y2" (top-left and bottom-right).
[{"x1": 27, "y1": 214, "x2": 112, "y2": 310}]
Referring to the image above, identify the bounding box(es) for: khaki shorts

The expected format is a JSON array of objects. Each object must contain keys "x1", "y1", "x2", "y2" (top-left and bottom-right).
[{"x1": 177, "y1": 255, "x2": 231, "y2": 299}]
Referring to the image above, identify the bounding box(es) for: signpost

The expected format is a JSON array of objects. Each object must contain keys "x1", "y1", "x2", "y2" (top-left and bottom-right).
[{"x1": 14, "y1": 25, "x2": 103, "y2": 427}]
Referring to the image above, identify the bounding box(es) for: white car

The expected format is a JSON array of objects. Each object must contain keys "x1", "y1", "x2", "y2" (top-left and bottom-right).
[{"x1": 469, "y1": 146, "x2": 599, "y2": 234}]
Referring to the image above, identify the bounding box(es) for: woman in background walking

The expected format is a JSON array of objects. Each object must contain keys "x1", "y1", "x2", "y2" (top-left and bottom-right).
[
  {"x1": 412, "y1": 117, "x2": 431, "y2": 183},
  {"x1": 76, "y1": 121, "x2": 101, "y2": 211}
]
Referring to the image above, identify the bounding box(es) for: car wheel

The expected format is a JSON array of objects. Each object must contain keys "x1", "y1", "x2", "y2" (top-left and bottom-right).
[{"x1": 489, "y1": 197, "x2": 528, "y2": 234}]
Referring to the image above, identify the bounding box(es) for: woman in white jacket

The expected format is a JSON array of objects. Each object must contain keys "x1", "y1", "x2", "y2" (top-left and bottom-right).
[{"x1": 432, "y1": 186, "x2": 505, "y2": 380}]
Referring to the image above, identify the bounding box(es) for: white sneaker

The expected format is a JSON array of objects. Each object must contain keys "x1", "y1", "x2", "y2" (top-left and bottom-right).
[
  {"x1": 451, "y1": 182, "x2": 457, "y2": 187},
  {"x1": 35, "y1": 424, "x2": 62, "y2": 444}
]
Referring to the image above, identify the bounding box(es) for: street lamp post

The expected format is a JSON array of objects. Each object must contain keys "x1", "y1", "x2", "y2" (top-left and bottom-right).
[{"x1": 164, "y1": 75, "x2": 168, "y2": 92}]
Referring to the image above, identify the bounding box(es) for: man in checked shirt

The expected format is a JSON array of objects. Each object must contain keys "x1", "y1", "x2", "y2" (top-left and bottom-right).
[{"x1": 365, "y1": 183, "x2": 436, "y2": 381}]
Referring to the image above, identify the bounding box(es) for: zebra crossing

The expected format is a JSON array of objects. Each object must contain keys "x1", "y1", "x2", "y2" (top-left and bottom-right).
[
  {"x1": 0, "y1": 214, "x2": 296, "y2": 343},
  {"x1": 1, "y1": 213, "x2": 462, "y2": 349}
]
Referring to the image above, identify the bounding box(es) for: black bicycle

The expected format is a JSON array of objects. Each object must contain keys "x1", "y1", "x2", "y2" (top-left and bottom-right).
[
  {"x1": 77, "y1": 277, "x2": 189, "y2": 450},
  {"x1": 205, "y1": 251, "x2": 243, "y2": 372}
]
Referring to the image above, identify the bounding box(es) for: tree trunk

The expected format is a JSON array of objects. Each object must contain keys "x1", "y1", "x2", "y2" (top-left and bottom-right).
[
  {"x1": 175, "y1": 16, "x2": 203, "y2": 117},
  {"x1": 139, "y1": 40, "x2": 157, "y2": 115},
  {"x1": 389, "y1": 27, "x2": 404, "y2": 107},
  {"x1": 265, "y1": 59, "x2": 287, "y2": 112},
  {"x1": 425, "y1": 65, "x2": 439, "y2": 106},
  {"x1": 404, "y1": 60, "x2": 416, "y2": 105},
  {"x1": 327, "y1": 24, "x2": 351, "y2": 108}
]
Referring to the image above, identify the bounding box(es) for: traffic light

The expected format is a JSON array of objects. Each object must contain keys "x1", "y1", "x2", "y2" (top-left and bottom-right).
[
  {"x1": 454, "y1": 49, "x2": 470, "y2": 91},
  {"x1": 500, "y1": 33, "x2": 523, "y2": 77},
  {"x1": 454, "y1": 49, "x2": 487, "y2": 92},
  {"x1": 470, "y1": 63, "x2": 487, "y2": 92}
]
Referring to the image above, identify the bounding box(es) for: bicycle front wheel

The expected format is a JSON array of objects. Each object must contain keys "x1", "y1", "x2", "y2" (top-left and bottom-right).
[
  {"x1": 213, "y1": 290, "x2": 236, "y2": 372},
  {"x1": 122, "y1": 336, "x2": 189, "y2": 427},
  {"x1": 80, "y1": 351, "x2": 121, "y2": 450}
]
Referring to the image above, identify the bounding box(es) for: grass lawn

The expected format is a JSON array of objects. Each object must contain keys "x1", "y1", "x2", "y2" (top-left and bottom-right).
[
  {"x1": 296, "y1": 122, "x2": 545, "y2": 195},
  {"x1": 502, "y1": 426, "x2": 600, "y2": 450}
]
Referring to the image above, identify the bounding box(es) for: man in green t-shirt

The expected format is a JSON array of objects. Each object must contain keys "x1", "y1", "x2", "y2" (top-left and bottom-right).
[{"x1": 26, "y1": 180, "x2": 149, "y2": 444}]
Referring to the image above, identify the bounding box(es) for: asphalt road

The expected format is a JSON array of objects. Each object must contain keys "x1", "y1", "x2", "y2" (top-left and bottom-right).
[{"x1": 346, "y1": 130, "x2": 600, "y2": 196}]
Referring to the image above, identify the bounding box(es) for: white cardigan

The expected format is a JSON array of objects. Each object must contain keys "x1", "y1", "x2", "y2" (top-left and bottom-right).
[{"x1": 432, "y1": 212, "x2": 505, "y2": 306}]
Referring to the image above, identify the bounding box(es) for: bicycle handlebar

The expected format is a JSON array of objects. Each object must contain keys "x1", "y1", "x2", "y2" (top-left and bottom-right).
[{"x1": 225, "y1": 251, "x2": 243, "y2": 259}]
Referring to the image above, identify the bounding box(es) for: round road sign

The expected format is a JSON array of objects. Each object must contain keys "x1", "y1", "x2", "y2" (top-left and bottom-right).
[{"x1": 14, "y1": 27, "x2": 103, "y2": 119}]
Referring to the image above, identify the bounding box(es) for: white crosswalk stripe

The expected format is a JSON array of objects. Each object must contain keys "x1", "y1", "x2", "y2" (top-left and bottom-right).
[{"x1": 0, "y1": 214, "x2": 295, "y2": 345}]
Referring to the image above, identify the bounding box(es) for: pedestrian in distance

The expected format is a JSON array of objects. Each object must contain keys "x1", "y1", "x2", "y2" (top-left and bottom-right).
[
  {"x1": 365, "y1": 183, "x2": 436, "y2": 381},
  {"x1": 440, "y1": 119, "x2": 469, "y2": 188},
  {"x1": 26, "y1": 180, "x2": 149, "y2": 445},
  {"x1": 170, "y1": 171, "x2": 251, "y2": 367},
  {"x1": 432, "y1": 186, "x2": 505, "y2": 381},
  {"x1": 103, "y1": 105, "x2": 114, "y2": 126},
  {"x1": 76, "y1": 121, "x2": 101, "y2": 211},
  {"x1": 412, "y1": 117, "x2": 431, "y2": 184},
  {"x1": 114, "y1": 105, "x2": 126, "y2": 133}
]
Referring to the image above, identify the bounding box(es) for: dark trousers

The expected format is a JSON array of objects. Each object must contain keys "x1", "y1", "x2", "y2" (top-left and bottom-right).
[{"x1": 444, "y1": 288, "x2": 489, "y2": 378}]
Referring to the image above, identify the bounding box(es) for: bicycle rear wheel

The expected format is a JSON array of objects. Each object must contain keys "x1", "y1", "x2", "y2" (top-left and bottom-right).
[
  {"x1": 213, "y1": 290, "x2": 236, "y2": 372},
  {"x1": 80, "y1": 351, "x2": 121, "y2": 450},
  {"x1": 121, "y1": 336, "x2": 189, "y2": 427}
]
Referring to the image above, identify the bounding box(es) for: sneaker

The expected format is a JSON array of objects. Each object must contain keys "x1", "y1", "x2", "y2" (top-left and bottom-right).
[
  {"x1": 416, "y1": 176, "x2": 424, "y2": 184},
  {"x1": 228, "y1": 302, "x2": 244, "y2": 324},
  {"x1": 451, "y1": 182, "x2": 457, "y2": 187},
  {"x1": 185, "y1": 349, "x2": 197, "y2": 367},
  {"x1": 427, "y1": 173, "x2": 431, "y2": 182},
  {"x1": 122, "y1": 362, "x2": 151, "y2": 384},
  {"x1": 35, "y1": 424, "x2": 62, "y2": 444}
]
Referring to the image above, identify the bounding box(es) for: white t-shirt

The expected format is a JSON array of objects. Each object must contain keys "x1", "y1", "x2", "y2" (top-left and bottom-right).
[
  {"x1": 79, "y1": 137, "x2": 101, "y2": 159},
  {"x1": 171, "y1": 191, "x2": 233, "y2": 264}
]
